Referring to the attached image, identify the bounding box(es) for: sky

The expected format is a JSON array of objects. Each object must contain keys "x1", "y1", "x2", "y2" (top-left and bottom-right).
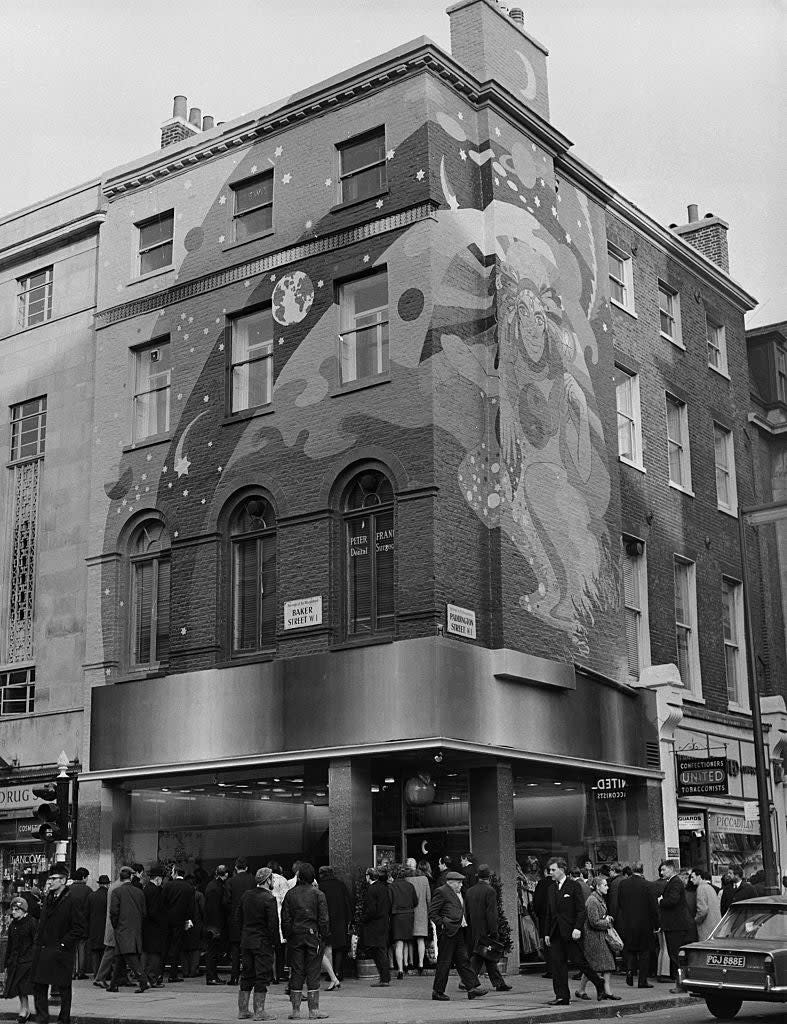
[{"x1": 0, "y1": 0, "x2": 784, "y2": 327}]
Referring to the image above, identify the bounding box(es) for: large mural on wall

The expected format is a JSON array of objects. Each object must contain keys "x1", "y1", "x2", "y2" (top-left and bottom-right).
[{"x1": 98, "y1": 92, "x2": 618, "y2": 667}]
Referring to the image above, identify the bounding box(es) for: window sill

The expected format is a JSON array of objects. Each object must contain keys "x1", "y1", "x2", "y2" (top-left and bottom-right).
[
  {"x1": 619, "y1": 456, "x2": 646, "y2": 474},
  {"x1": 128, "y1": 265, "x2": 175, "y2": 287},
  {"x1": 115, "y1": 667, "x2": 169, "y2": 683},
  {"x1": 668, "y1": 481, "x2": 695, "y2": 498},
  {"x1": 717, "y1": 504, "x2": 739, "y2": 519},
  {"x1": 329, "y1": 188, "x2": 390, "y2": 215},
  {"x1": 682, "y1": 693, "x2": 706, "y2": 706},
  {"x1": 663, "y1": 334, "x2": 685, "y2": 350},
  {"x1": 330, "y1": 634, "x2": 395, "y2": 652},
  {"x1": 610, "y1": 298, "x2": 637, "y2": 320},
  {"x1": 215, "y1": 650, "x2": 276, "y2": 668},
  {"x1": 709, "y1": 363, "x2": 731, "y2": 381},
  {"x1": 330, "y1": 373, "x2": 391, "y2": 397},
  {"x1": 222, "y1": 405, "x2": 275, "y2": 426},
  {"x1": 12, "y1": 304, "x2": 95, "y2": 337},
  {"x1": 726, "y1": 702, "x2": 751, "y2": 716},
  {"x1": 6, "y1": 454, "x2": 44, "y2": 470},
  {"x1": 123, "y1": 433, "x2": 172, "y2": 454},
  {"x1": 221, "y1": 229, "x2": 275, "y2": 254}
]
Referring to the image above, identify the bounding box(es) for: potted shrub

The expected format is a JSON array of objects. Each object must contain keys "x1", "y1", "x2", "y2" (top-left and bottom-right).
[
  {"x1": 489, "y1": 872, "x2": 513, "y2": 973},
  {"x1": 348, "y1": 867, "x2": 377, "y2": 978}
]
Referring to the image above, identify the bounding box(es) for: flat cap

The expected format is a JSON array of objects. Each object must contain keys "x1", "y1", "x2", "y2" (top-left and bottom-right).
[{"x1": 445, "y1": 871, "x2": 465, "y2": 881}]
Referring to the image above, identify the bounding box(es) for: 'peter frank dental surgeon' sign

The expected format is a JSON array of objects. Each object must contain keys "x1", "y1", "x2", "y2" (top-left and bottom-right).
[
  {"x1": 676, "y1": 755, "x2": 728, "y2": 797},
  {"x1": 283, "y1": 596, "x2": 323, "y2": 630},
  {"x1": 446, "y1": 604, "x2": 476, "y2": 639}
]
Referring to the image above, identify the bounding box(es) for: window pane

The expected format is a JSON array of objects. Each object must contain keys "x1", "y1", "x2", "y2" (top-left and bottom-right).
[
  {"x1": 341, "y1": 131, "x2": 386, "y2": 176},
  {"x1": 156, "y1": 559, "x2": 170, "y2": 662},
  {"x1": 235, "y1": 205, "x2": 273, "y2": 240},
  {"x1": 625, "y1": 608, "x2": 640, "y2": 678},
  {"x1": 347, "y1": 517, "x2": 372, "y2": 635},
  {"x1": 261, "y1": 535, "x2": 277, "y2": 644},
  {"x1": 233, "y1": 538, "x2": 260, "y2": 652},
  {"x1": 139, "y1": 212, "x2": 174, "y2": 249},
  {"x1": 134, "y1": 561, "x2": 154, "y2": 664},
  {"x1": 140, "y1": 242, "x2": 173, "y2": 275},
  {"x1": 342, "y1": 163, "x2": 387, "y2": 203},
  {"x1": 374, "y1": 509, "x2": 395, "y2": 630},
  {"x1": 235, "y1": 175, "x2": 273, "y2": 213}
]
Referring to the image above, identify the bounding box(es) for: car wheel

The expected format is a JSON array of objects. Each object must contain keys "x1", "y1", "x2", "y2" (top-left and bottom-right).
[{"x1": 704, "y1": 994, "x2": 743, "y2": 1020}]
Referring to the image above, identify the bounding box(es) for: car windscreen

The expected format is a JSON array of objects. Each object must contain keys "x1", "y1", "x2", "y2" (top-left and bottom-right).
[{"x1": 713, "y1": 906, "x2": 787, "y2": 940}]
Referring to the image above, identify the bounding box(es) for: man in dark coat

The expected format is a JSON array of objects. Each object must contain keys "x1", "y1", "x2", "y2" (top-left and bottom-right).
[
  {"x1": 87, "y1": 875, "x2": 109, "y2": 976},
  {"x1": 465, "y1": 865, "x2": 512, "y2": 992},
  {"x1": 658, "y1": 860, "x2": 697, "y2": 989},
  {"x1": 237, "y1": 867, "x2": 280, "y2": 1021},
  {"x1": 68, "y1": 868, "x2": 91, "y2": 980},
  {"x1": 616, "y1": 862, "x2": 658, "y2": 988},
  {"x1": 606, "y1": 862, "x2": 624, "y2": 922},
  {"x1": 108, "y1": 866, "x2": 148, "y2": 992},
  {"x1": 141, "y1": 865, "x2": 166, "y2": 987},
  {"x1": 318, "y1": 865, "x2": 353, "y2": 982},
  {"x1": 361, "y1": 867, "x2": 392, "y2": 987},
  {"x1": 719, "y1": 865, "x2": 757, "y2": 915},
  {"x1": 532, "y1": 867, "x2": 553, "y2": 978},
  {"x1": 429, "y1": 870, "x2": 487, "y2": 1001},
  {"x1": 225, "y1": 857, "x2": 255, "y2": 985},
  {"x1": 543, "y1": 856, "x2": 604, "y2": 1006},
  {"x1": 281, "y1": 863, "x2": 330, "y2": 1020},
  {"x1": 163, "y1": 865, "x2": 195, "y2": 984},
  {"x1": 31, "y1": 862, "x2": 86, "y2": 1024},
  {"x1": 203, "y1": 864, "x2": 229, "y2": 985}
]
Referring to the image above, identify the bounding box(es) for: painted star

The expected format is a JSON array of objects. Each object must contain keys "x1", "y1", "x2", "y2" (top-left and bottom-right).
[
  {"x1": 457, "y1": 112, "x2": 464, "y2": 121},
  {"x1": 317, "y1": 279, "x2": 324, "y2": 288},
  {"x1": 386, "y1": 149, "x2": 395, "y2": 160},
  {"x1": 270, "y1": 274, "x2": 276, "y2": 282},
  {"x1": 188, "y1": 316, "x2": 193, "y2": 323},
  {"x1": 539, "y1": 178, "x2": 546, "y2": 187},
  {"x1": 495, "y1": 177, "x2": 500, "y2": 186},
  {"x1": 181, "y1": 313, "x2": 186, "y2": 320},
  {"x1": 162, "y1": 465, "x2": 168, "y2": 473},
  {"x1": 362, "y1": 254, "x2": 370, "y2": 263},
  {"x1": 282, "y1": 173, "x2": 291, "y2": 184},
  {"x1": 325, "y1": 178, "x2": 332, "y2": 187},
  {"x1": 251, "y1": 164, "x2": 258, "y2": 173},
  {"x1": 305, "y1": 219, "x2": 313, "y2": 229},
  {"x1": 184, "y1": 180, "x2": 193, "y2": 190},
  {"x1": 244, "y1": 280, "x2": 250, "y2": 287},
  {"x1": 375, "y1": 199, "x2": 383, "y2": 209},
  {"x1": 203, "y1": 395, "x2": 210, "y2": 403},
  {"x1": 565, "y1": 233, "x2": 572, "y2": 244},
  {"x1": 182, "y1": 489, "x2": 189, "y2": 497},
  {"x1": 218, "y1": 342, "x2": 224, "y2": 351},
  {"x1": 275, "y1": 146, "x2": 283, "y2": 157},
  {"x1": 180, "y1": 627, "x2": 187, "y2": 636},
  {"x1": 190, "y1": 346, "x2": 194, "y2": 353},
  {"x1": 459, "y1": 149, "x2": 467, "y2": 161},
  {"x1": 177, "y1": 392, "x2": 183, "y2": 401},
  {"x1": 146, "y1": 453, "x2": 152, "y2": 461},
  {"x1": 208, "y1": 441, "x2": 213, "y2": 447},
  {"x1": 218, "y1": 234, "x2": 225, "y2": 243},
  {"x1": 217, "y1": 466, "x2": 223, "y2": 473},
  {"x1": 168, "y1": 482, "x2": 173, "y2": 489},
  {"x1": 602, "y1": 322, "x2": 609, "y2": 333},
  {"x1": 278, "y1": 338, "x2": 284, "y2": 345},
  {"x1": 219, "y1": 195, "x2": 226, "y2": 205},
  {"x1": 495, "y1": 126, "x2": 501, "y2": 137},
  {"x1": 104, "y1": 588, "x2": 110, "y2": 596},
  {"x1": 534, "y1": 196, "x2": 541, "y2": 207},
  {"x1": 551, "y1": 206, "x2": 558, "y2": 217},
  {"x1": 201, "y1": 498, "x2": 206, "y2": 505},
  {"x1": 203, "y1": 328, "x2": 209, "y2": 334},
  {"x1": 174, "y1": 455, "x2": 191, "y2": 478},
  {"x1": 416, "y1": 169, "x2": 425, "y2": 181},
  {"x1": 141, "y1": 473, "x2": 147, "y2": 481},
  {"x1": 184, "y1": 333, "x2": 189, "y2": 340}
]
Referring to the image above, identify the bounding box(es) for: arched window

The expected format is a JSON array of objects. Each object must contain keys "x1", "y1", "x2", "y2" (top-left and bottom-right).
[
  {"x1": 230, "y1": 495, "x2": 276, "y2": 655},
  {"x1": 343, "y1": 470, "x2": 394, "y2": 637},
  {"x1": 129, "y1": 520, "x2": 170, "y2": 667}
]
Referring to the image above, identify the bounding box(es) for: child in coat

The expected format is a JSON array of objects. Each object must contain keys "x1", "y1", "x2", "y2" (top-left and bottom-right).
[{"x1": 3, "y1": 896, "x2": 37, "y2": 1022}]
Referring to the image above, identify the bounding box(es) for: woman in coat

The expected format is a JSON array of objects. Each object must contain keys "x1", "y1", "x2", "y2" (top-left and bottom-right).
[
  {"x1": 581, "y1": 876, "x2": 620, "y2": 1002},
  {"x1": 318, "y1": 865, "x2": 353, "y2": 985},
  {"x1": 406, "y1": 864, "x2": 431, "y2": 974},
  {"x1": 3, "y1": 897, "x2": 37, "y2": 1022},
  {"x1": 691, "y1": 869, "x2": 721, "y2": 941},
  {"x1": 389, "y1": 864, "x2": 418, "y2": 979}
]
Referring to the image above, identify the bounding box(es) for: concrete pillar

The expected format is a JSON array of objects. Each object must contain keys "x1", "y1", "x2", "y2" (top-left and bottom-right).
[
  {"x1": 468, "y1": 760, "x2": 518, "y2": 971},
  {"x1": 328, "y1": 758, "x2": 372, "y2": 890},
  {"x1": 74, "y1": 779, "x2": 116, "y2": 880}
]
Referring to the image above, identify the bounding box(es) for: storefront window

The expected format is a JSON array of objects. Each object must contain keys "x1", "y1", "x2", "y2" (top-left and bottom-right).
[{"x1": 114, "y1": 765, "x2": 328, "y2": 875}]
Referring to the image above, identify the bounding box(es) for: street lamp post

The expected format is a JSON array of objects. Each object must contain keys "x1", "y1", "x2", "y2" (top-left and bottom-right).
[{"x1": 738, "y1": 500, "x2": 787, "y2": 895}]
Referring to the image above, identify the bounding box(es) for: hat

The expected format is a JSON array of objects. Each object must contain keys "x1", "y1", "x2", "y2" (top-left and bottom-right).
[
  {"x1": 445, "y1": 871, "x2": 465, "y2": 881},
  {"x1": 255, "y1": 867, "x2": 272, "y2": 886},
  {"x1": 10, "y1": 897, "x2": 28, "y2": 912},
  {"x1": 98, "y1": 875, "x2": 110, "y2": 885},
  {"x1": 49, "y1": 863, "x2": 69, "y2": 878}
]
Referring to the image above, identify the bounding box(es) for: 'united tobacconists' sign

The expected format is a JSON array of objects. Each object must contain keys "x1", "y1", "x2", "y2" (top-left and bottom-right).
[{"x1": 676, "y1": 754, "x2": 728, "y2": 797}]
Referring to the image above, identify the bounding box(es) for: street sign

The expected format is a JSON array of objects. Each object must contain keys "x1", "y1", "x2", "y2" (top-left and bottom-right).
[{"x1": 676, "y1": 754, "x2": 728, "y2": 796}]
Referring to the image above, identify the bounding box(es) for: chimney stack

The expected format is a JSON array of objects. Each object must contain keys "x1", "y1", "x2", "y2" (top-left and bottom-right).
[
  {"x1": 160, "y1": 94, "x2": 203, "y2": 149},
  {"x1": 202, "y1": 115, "x2": 214, "y2": 131},
  {"x1": 447, "y1": 0, "x2": 550, "y2": 121},
  {"x1": 672, "y1": 204, "x2": 730, "y2": 274}
]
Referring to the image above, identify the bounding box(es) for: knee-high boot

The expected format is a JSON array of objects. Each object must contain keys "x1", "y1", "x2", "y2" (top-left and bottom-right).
[
  {"x1": 306, "y1": 989, "x2": 327, "y2": 1019},
  {"x1": 287, "y1": 991, "x2": 302, "y2": 1019},
  {"x1": 238, "y1": 988, "x2": 252, "y2": 1019}
]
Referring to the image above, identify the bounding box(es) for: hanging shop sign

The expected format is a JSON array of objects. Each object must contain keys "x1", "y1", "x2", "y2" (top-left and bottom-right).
[
  {"x1": 446, "y1": 604, "x2": 476, "y2": 639},
  {"x1": 283, "y1": 596, "x2": 323, "y2": 630},
  {"x1": 676, "y1": 754, "x2": 728, "y2": 797}
]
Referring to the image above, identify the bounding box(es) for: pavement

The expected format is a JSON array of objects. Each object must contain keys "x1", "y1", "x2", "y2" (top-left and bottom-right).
[{"x1": 0, "y1": 971, "x2": 694, "y2": 1024}]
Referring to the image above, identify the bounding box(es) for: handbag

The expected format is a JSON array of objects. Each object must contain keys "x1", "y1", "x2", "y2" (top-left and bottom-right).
[
  {"x1": 473, "y1": 936, "x2": 505, "y2": 961},
  {"x1": 605, "y1": 926, "x2": 624, "y2": 954}
]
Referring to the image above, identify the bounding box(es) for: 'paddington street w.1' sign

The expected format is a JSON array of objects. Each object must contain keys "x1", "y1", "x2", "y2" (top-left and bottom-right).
[{"x1": 676, "y1": 754, "x2": 728, "y2": 796}]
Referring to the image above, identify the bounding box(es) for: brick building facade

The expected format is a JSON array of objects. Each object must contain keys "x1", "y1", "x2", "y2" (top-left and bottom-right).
[{"x1": 1, "y1": 0, "x2": 784, "y2": 951}]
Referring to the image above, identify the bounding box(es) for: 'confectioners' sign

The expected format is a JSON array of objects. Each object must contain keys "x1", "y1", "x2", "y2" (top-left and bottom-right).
[
  {"x1": 283, "y1": 596, "x2": 323, "y2": 630},
  {"x1": 446, "y1": 604, "x2": 476, "y2": 639}
]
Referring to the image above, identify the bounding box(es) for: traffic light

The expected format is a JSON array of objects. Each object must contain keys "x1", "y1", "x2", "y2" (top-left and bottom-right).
[{"x1": 32, "y1": 779, "x2": 69, "y2": 843}]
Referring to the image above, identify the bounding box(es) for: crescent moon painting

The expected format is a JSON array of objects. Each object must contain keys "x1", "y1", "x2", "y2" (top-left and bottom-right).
[{"x1": 515, "y1": 49, "x2": 538, "y2": 101}]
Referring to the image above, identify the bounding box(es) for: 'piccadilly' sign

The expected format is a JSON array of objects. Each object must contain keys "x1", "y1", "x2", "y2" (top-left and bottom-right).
[{"x1": 676, "y1": 754, "x2": 728, "y2": 796}]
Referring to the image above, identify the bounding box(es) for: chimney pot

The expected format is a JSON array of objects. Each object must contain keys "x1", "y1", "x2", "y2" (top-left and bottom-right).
[
  {"x1": 704, "y1": 212, "x2": 714, "y2": 219},
  {"x1": 687, "y1": 203, "x2": 699, "y2": 223},
  {"x1": 188, "y1": 106, "x2": 202, "y2": 128},
  {"x1": 509, "y1": 8, "x2": 525, "y2": 25},
  {"x1": 202, "y1": 115, "x2": 214, "y2": 131},
  {"x1": 173, "y1": 95, "x2": 188, "y2": 119}
]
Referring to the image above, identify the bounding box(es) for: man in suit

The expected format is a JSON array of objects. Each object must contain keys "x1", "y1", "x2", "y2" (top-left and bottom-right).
[
  {"x1": 616, "y1": 862, "x2": 658, "y2": 988},
  {"x1": 87, "y1": 875, "x2": 109, "y2": 976},
  {"x1": 163, "y1": 865, "x2": 195, "y2": 984},
  {"x1": 719, "y1": 865, "x2": 757, "y2": 916},
  {"x1": 544, "y1": 856, "x2": 604, "y2": 1006},
  {"x1": 203, "y1": 864, "x2": 229, "y2": 986},
  {"x1": 361, "y1": 867, "x2": 392, "y2": 987},
  {"x1": 658, "y1": 860, "x2": 697, "y2": 990},
  {"x1": 31, "y1": 862, "x2": 86, "y2": 1024},
  {"x1": 68, "y1": 868, "x2": 92, "y2": 980},
  {"x1": 465, "y1": 865, "x2": 512, "y2": 992},
  {"x1": 237, "y1": 867, "x2": 280, "y2": 1022},
  {"x1": 108, "y1": 866, "x2": 148, "y2": 993},
  {"x1": 141, "y1": 866, "x2": 166, "y2": 988},
  {"x1": 429, "y1": 871, "x2": 487, "y2": 1001},
  {"x1": 225, "y1": 857, "x2": 255, "y2": 985}
]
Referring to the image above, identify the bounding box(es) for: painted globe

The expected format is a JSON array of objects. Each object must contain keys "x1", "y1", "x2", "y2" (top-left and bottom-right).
[
  {"x1": 405, "y1": 775, "x2": 436, "y2": 806},
  {"x1": 271, "y1": 270, "x2": 314, "y2": 325}
]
